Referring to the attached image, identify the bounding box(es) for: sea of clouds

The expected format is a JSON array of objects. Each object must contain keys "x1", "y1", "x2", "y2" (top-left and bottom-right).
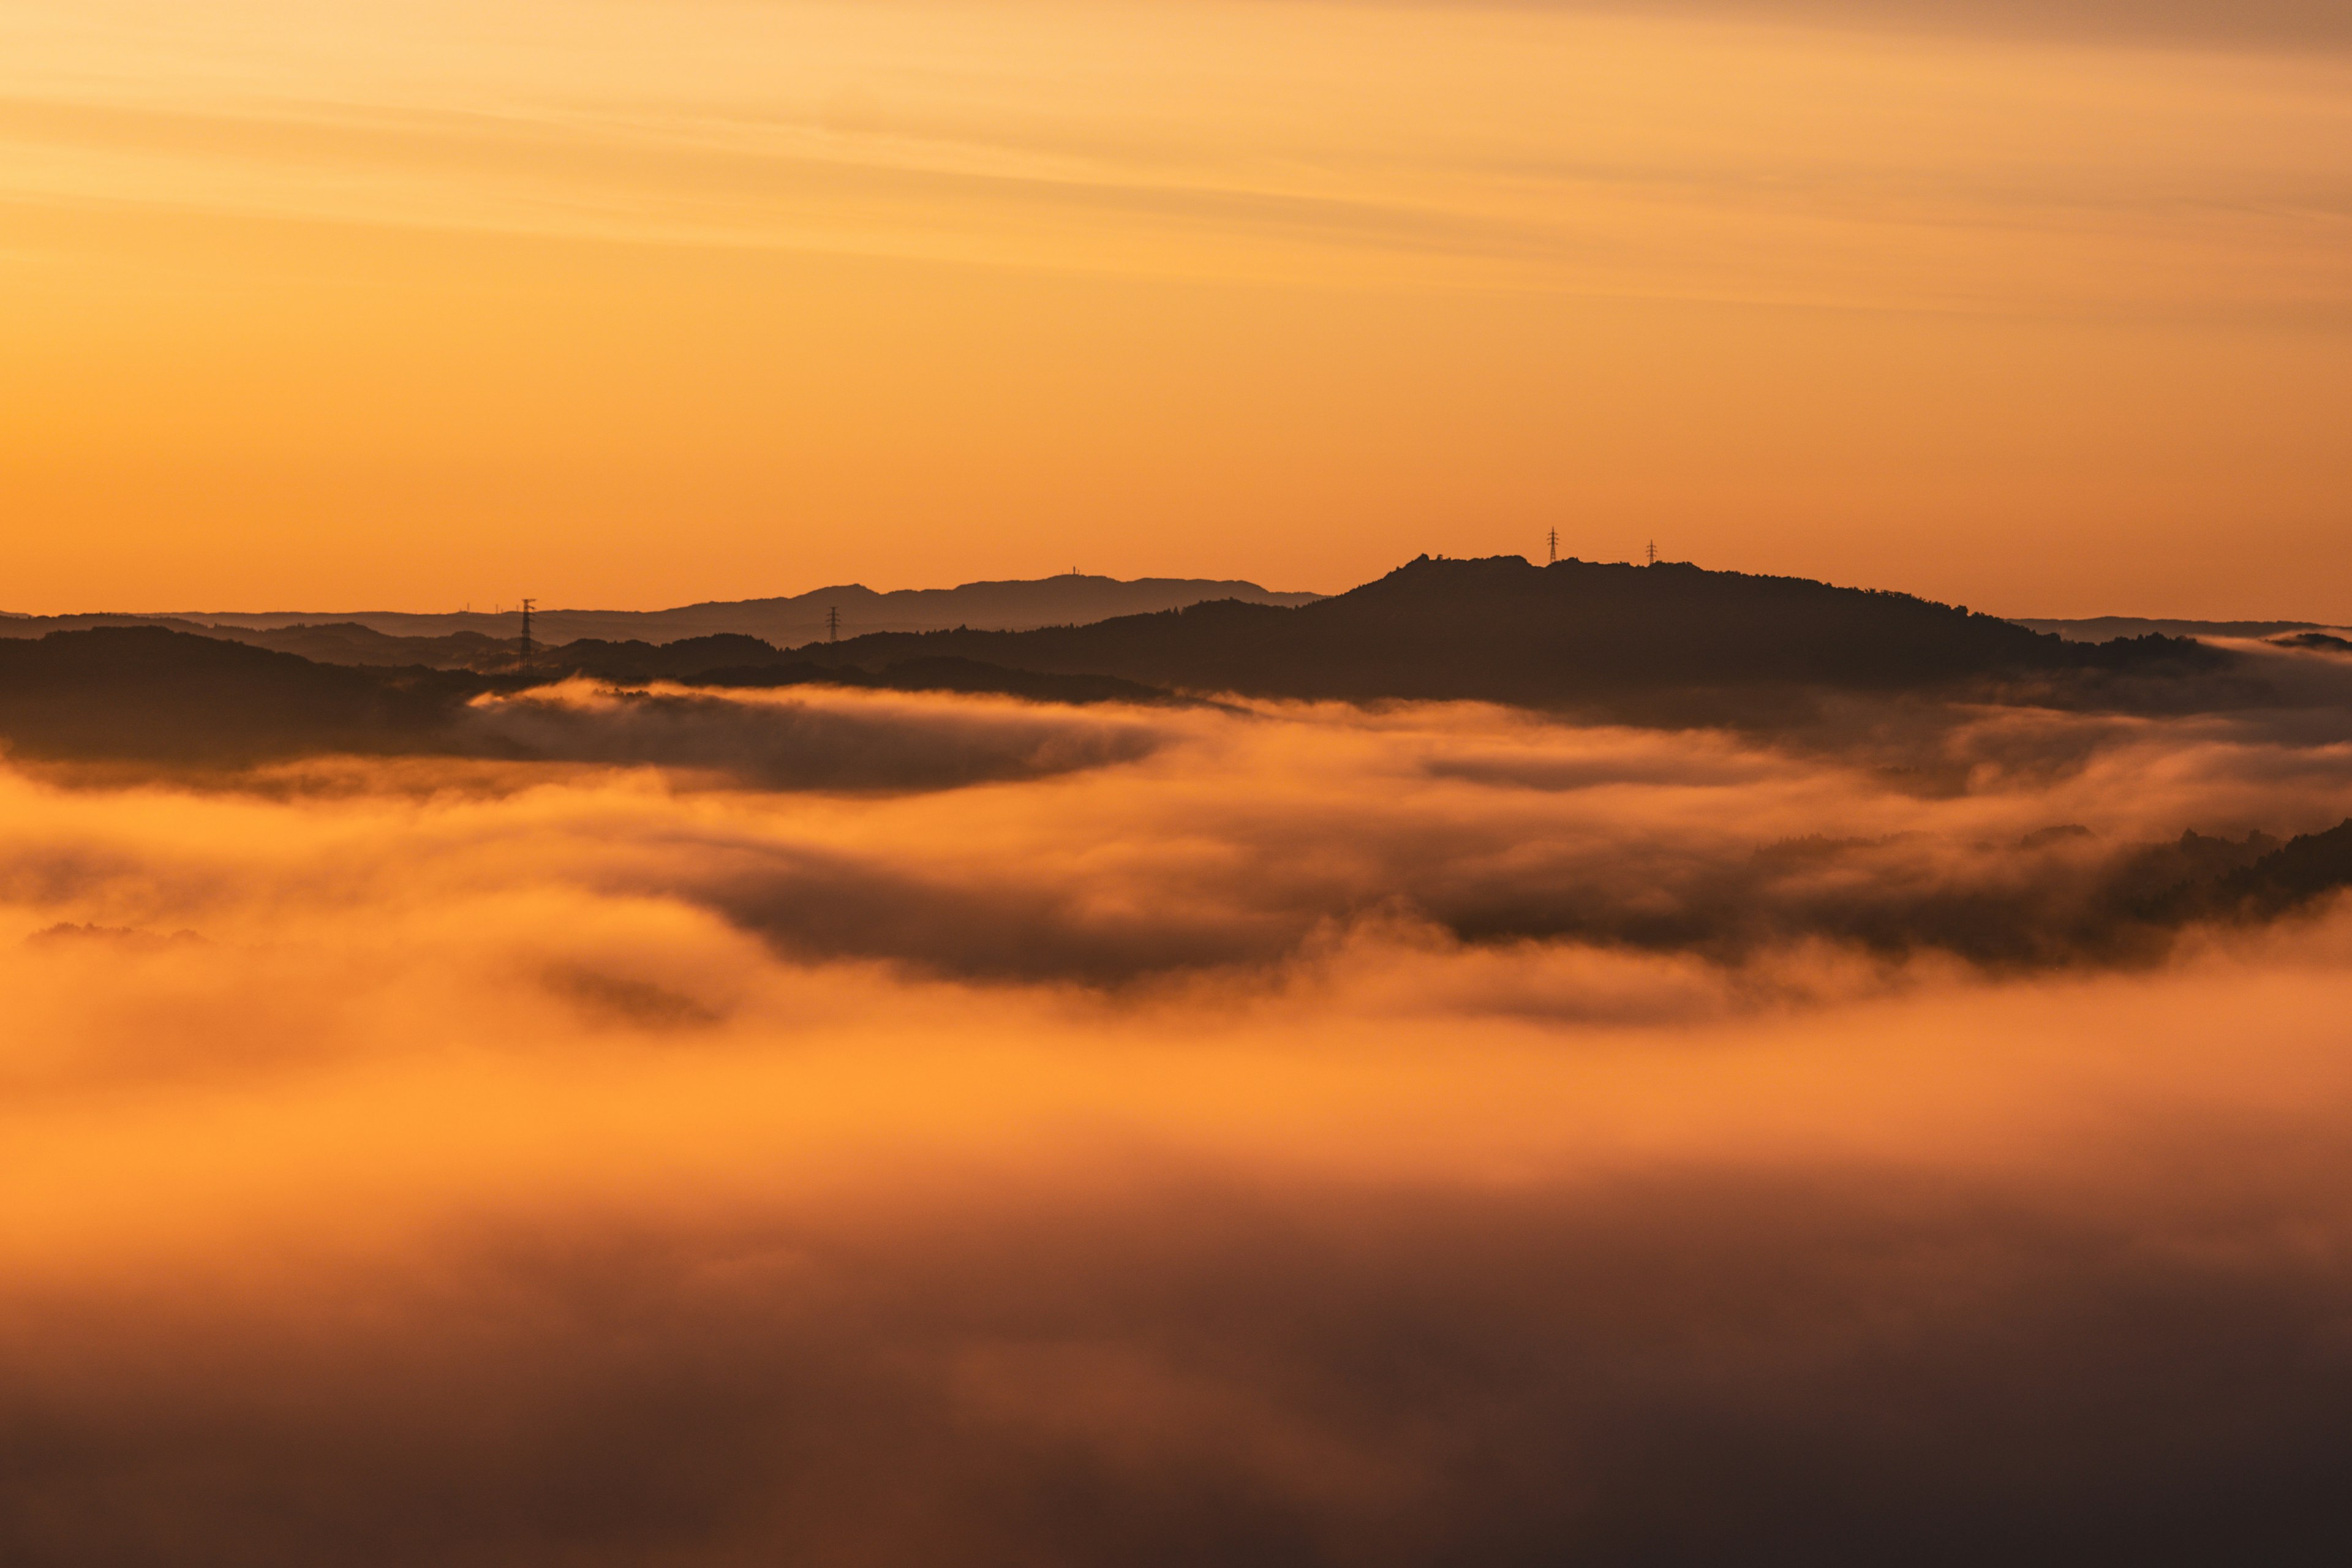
[{"x1": 6, "y1": 673, "x2": 2352, "y2": 1564}]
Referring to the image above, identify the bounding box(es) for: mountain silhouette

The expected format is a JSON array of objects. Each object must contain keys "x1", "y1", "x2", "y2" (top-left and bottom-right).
[
  {"x1": 0, "y1": 574, "x2": 1321, "y2": 651},
  {"x1": 783, "y1": 555, "x2": 2222, "y2": 715},
  {"x1": 0, "y1": 558, "x2": 2258, "y2": 769}
]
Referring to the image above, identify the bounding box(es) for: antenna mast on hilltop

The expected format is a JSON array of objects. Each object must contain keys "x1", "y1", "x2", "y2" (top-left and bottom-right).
[
  {"x1": 827, "y1": 605, "x2": 840, "y2": 643},
  {"x1": 1547, "y1": 527, "x2": 1559, "y2": 565},
  {"x1": 519, "y1": 598, "x2": 535, "y2": 673}
]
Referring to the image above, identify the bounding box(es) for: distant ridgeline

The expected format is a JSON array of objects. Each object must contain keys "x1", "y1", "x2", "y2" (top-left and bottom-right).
[
  {"x1": 0, "y1": 557, "x2": 2288, "y2": 767},
  {"x1": 2017, "y1": 616, "x2": 2350, "y2": 643},
  {"x1": 0, "y1": 574, "x2": 1321, "y2": 658},
  {"x1": 788, "y1": 556, "x2": 2226, "y2": 713}
]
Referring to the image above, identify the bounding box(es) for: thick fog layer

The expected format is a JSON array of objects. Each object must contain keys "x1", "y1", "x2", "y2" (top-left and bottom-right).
[{"x1": 5, "y1": 679, "x2": 2352, "y2": 1563}]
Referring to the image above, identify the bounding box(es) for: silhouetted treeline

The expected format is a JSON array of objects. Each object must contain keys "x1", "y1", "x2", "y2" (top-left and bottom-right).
[
  {"x1": 2187, "y1": 819, "x2": 2352, "y2": 921},
  {"x1": 2272, "y1": 631, "x2": 2352, "y2": 653},
  {"x1": 1427, "y1": 823, "x2": 2352, "y2": 973}
]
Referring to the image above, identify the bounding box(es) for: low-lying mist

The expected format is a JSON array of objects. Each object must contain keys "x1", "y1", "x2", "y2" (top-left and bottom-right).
[{"x1": 5, "y1": 681, "x2": 2351, "y2": 1564}]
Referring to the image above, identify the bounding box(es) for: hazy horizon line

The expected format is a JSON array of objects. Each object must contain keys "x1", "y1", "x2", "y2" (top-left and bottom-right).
[{"x1": 4, "y1": 554, "x2": 2348, "y2": 631}]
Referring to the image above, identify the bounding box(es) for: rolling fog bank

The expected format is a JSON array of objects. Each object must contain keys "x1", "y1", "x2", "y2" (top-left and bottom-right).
[{"x1": 4, "y1": 683, "x2": 2352, "y2": 1562}]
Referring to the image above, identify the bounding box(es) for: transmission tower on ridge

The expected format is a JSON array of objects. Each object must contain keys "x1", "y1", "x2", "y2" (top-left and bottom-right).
[
  {"x1": 827, "y1": 605, "x2": 840, "y2": 643},
  {"x1": 519, "y1": 598, "x2": 535, "y2": 673},
  {"x1": 1547, "y1": 527, "x2": 1559, "y2": 565},
  {"x1": 1645, "y1": 540, "x2": 1657, "y2": 567}
]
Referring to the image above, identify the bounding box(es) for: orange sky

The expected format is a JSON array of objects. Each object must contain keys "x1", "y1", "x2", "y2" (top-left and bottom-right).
[{"x1": 2, "y1": 0, "x2": 2348, "y2": 617}]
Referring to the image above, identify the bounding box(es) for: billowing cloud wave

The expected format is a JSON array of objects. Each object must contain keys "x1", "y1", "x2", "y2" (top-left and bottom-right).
[
  {"x1": 4, "y1": 682, "x2": 2352, "y2": 1562},
  {"x1": 457, "y1": 680, "x2": 1168, "y2": 793}
]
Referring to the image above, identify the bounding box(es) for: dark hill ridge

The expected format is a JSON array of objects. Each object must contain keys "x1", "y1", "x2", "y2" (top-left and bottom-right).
[
  {"x1": 0, "y1": 628, "x2": 1170, "y2": 767},
  {"x1": 0, "y1": 559, "x2": 2233, "y2": 763},
  {"x1": 0, "y1": 627, "x2": 472, "y2": 765},
  {"x1": 2202, "y1": 819, "x2": 2352, "y2": 920},
  {"x1": 0, "y1": 574, "x2": 1321, "y2": 650},
  {"x1": 0, "y1": 617, "x2": 527, "y2": 671},
  {"x1": 786, "y1": 555, "x2": 2220, "y2": 712},
  {"x1": 2020, "y1": 616, "x2": 2349, "y2": 643},
  {"x1": 0, "y1": 564, "x2": 2233, "y2": 702}
]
